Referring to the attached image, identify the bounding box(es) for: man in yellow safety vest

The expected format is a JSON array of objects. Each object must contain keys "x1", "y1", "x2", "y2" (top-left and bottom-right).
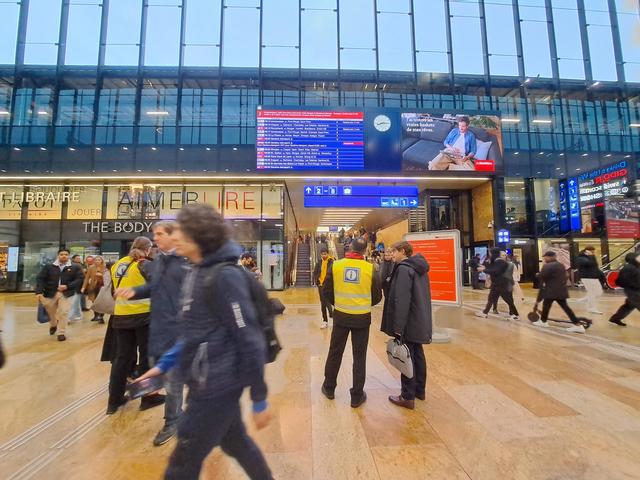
[{"x1": 321, "y1": 236, "x2": 382, "y2": 408}]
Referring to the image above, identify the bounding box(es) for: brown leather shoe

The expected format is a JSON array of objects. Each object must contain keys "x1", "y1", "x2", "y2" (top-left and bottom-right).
[{"x1": 388, "y1": 395, "x2": 415, "y2": 410}]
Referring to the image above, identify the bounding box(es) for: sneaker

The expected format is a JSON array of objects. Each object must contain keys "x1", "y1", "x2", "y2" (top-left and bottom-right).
[
  {"x1": 153, "y1": 424, "x2": 177, "y2": 446},
  {"x1": 474, "y1": 312, "x2": 488, "y2": 319},
  {"x1": 532, "y1": 320, "x2": 549, "y2": 328},
  {"x1": 509, "y1": 315, "x2": 520, "y2": 321},
  {"x1": 588, "y1": 309, "x2": 603, "y2": 315},
  {"x1": 566, "y1": 324, "x2": 586, "y2": 334},
  {"x1": 49, "y1": 326, "x2": 57, "y2": 336},
  {"x1": 320, "y1": 321, "x2": 329, "y2": 329},
  {"x1": 57, "y1": 334, "x2": 66, "y2": 341},
  {"x1": 609, "y1": 318, "x2": 627, "y2": 327}
]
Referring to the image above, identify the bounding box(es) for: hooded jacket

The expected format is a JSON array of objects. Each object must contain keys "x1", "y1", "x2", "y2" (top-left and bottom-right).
[
  {"x1": 165, "y1": 241, "x2": 267, "y2": 404},
  {"x1": 616, "y1": 253, "x2": 640, "y2": 308},
  {"x1": 484, "y1": 255, "x2": 512, "y2": 291},
  {"x1": 381, "y1": 254, "x2": 433, "y2": 344},
  {"x1": 132, "y1": 252, "x2": 189, "y2": 358}
]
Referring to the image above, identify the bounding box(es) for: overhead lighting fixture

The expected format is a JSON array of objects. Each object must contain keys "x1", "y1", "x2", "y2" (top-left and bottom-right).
[
  {"x1": 206, "y1": 147, "x2": 211, "y2": 151},
  {"x1": 514, "y1": 152, "x2": 519, "y2": 155},
  {"x1": 532, "y1": 119, "x2": 552, "y2": 124},
  {"x1": 501, "y1": 118, "x2": 520, "y2": 123},
  {"x1": 582, "y1": 153, "x2": 588, "y2": 157},
  {"x1": 630, "y1": 123, "x2": 640, "y2": 128},
  {"x1": 0, "y1": 110, "x2": 10, "y2": 115},
  {"x1": 95, "y1": 147, "x2": 101, "y2": 151},
  {"x1": 624, "y1": 155, "x2": 631, "y2": 158},
  {"x1": 575, "y1": 168, "x2": 581, "y2": 171},
  {"x1": 556, "y1": 167, "x2": 561, "y2": 170},
  {"x1": 151, "y1": 146, "x2": 157, "y2": 151},
  {"x1": 179, "y1": 147, "x2": 184, "y2": 151},
  {"x1": 13, "y1": 147, "x2": 21, "y2": 151},
  {"x1": 122, "y1": 146, "x2": 128, "y2": 150},
  {"x1": 559, "y1": 153, "x2": 565, "y2": 156},
  {"x1": 37, "y1": 110, "x2": 49, "y2": 115},
  {"x1": 539, "y1": 152, "x2": 544, "y2": 155},
  {"x1": 40, "y1": 147, "x2": 46, "y2": 151},
  {"x1": 68, "y1": 147, "x2": 76, "y2": 151},
  {"x1": 605, "y1": 154, "x2": 611, "y2": 157},
  {"x1": 146, "y1": 111, "x2": 169, "y2": 116}
]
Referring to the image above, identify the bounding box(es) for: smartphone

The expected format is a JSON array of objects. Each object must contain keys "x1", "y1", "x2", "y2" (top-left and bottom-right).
[{"x1": 126, "y1": 376, "x2": 165, "y2": 399}]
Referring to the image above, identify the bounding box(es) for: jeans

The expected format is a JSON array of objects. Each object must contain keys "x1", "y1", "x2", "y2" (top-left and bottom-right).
[
  {"x1": 108, "y1": 324, "x2": 150, "y2": 405},
  {"x1": 150, "y1": 356, "x2": 184, "y2": 427},
  {"x1": 400, "y1": 341, "x2": 427, "y2": 401},
  {"x1": 165, "y1": 392, "x2": 272, "y2": 480},
  {"x1": 67, "y1": 293, "x2": 82, "y2": 321},
  {"x1": 322, "y1": 324, "x2": 369, "y2": 399}
]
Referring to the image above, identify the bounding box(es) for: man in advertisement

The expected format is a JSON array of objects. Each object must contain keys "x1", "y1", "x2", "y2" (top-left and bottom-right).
[{"x1": 428, "y1": 116, "x2": 477, "y2": 171}]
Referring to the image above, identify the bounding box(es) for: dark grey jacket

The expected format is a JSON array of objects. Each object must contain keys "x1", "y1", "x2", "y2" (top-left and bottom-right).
[
  {"x1": 177, "y1": 241, "x2": 267, "y2": 403},
  {"x1": 617, "y1": 253, "x2": 640, "y2": 308},
  {"x1": 381, "y1": 254, "x2": 433, "y2": 344},
  {"x1": 538, "y1": 260, "x2": 570, "y2": 300},
  {"x1": 575, "y1": 253, "x2": 602, "y2": 280},
  {"x1": 132, "y1": 252, "x2": 188, "y2": 358}
]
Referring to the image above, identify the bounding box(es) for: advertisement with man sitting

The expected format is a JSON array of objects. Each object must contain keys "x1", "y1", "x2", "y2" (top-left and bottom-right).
[{"x1": 401, "y1": 112, "x2": 503, "y2": 172}]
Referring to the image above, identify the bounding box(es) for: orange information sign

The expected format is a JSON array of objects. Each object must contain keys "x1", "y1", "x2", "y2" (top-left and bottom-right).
[{"x1": 405, "y1": 231, "x2": 462, "y2": 306}]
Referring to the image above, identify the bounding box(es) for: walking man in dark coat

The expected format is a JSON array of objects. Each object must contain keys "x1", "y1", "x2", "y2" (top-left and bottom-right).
[
  {"x1": 532, "y1": 251, "x2": 589, "y2": 333},
  {"x1": 382, "y1": 241, "x2": 433, "y2": 410},
  {"x1": 475, "y1": 248, "x2": 519, "y2": 320},
  {"x1": 469, "y1": 254, "x2": 482, "y2": 289},
  {"x1": 609, "y1": 252, "x2": 640, "y2": 327}
]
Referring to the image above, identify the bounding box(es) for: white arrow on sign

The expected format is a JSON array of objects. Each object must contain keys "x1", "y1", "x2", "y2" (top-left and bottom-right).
[{"x1": 305, "y1": 187, "x2": 312, "y2": 194}]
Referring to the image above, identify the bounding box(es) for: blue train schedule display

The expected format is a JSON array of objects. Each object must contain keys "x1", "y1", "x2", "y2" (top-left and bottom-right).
[{"x1": 256, "y1": 109, "x2": 365, "y2": 170}]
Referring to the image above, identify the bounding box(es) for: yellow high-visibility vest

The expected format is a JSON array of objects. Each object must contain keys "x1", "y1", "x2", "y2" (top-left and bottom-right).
[
  {"x1": 111, "y1": 256, "x2": 151, "y2": 316},
  {"x1": 332, "y1": 257, "x2": 373, "y2": 315}
]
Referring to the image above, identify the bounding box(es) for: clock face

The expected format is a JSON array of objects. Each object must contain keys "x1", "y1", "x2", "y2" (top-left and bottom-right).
[{"x1": 373, "y1": 114, "x2": 391, "y2": 132}]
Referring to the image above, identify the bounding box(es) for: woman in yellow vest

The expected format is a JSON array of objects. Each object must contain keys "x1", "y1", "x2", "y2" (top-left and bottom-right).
[{"x1": 106, "y1": 236, "x2": 162, "y2": 415}]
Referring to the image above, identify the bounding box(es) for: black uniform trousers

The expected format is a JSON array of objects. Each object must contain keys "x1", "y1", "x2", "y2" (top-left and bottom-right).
[
  {"x1": 108, "y1": 323, "x2": 150, "y2": 405},
  {"x1": 322, "y1": 324, "x2": 369, "y2": 400},
  {"x1": 401, "y1": 341, "x2": 427, "y2": 401}
]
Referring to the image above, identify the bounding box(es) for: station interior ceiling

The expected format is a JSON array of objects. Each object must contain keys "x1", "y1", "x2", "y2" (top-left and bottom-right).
[{"x1": 285, "y1": 177, "x2": 490, "y2": 232}]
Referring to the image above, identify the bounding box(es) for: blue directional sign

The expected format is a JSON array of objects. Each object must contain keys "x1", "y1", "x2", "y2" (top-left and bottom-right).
[
  {"x1": 497, "y1": 229, "x2": 510, "y2": 243},
  {"x1": 304, "y1": 185, "x2": 419, "y2": 208},
  {"x1": 567, "y1": 177, "x2": 581, "y2": 231}
]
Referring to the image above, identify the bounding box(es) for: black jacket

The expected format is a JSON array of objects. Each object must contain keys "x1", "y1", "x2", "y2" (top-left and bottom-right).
[
  {"x1": 616, "y1": 253, "x2": 640, "y2": 308},
  {"x1": 575, "y1": 253, "x2": 602, "y2": 280},
  {"x1": 538, "y1": 260, "x2": 569, "y2": 300},
  {"x1": 177, "y1": 241, "x2": 267, "y2": 403},
  {"x1": 312, "y1": 257, "x2": 333, "y2": 286},
  {"x1": 132, "y1": 252, "x2": 188, "y2": 358},
  {"x1": 35, "y1": 263, "x2": 84, "y2": 298},
  {"x1": 322, "y1": 256, "x2": 382, "y2": 329},
  {"x1": 381, "y1": 254, "x2": 433, "y2": 344},
  {"x1": 379, "y1": 260, "x2": 395, "y2": 296},
  {"x1": 485, "y1": 257, "x2": 512, "y2": 291}
]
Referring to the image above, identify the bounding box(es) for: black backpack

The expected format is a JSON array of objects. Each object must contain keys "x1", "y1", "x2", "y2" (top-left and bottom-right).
[{"x1": 205, "y1": 262, "x2": 283, "y2": 363}]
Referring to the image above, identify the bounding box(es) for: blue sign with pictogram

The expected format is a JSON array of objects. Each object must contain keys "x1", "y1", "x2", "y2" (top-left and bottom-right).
[{"x1": 497, "y1": 229, "x2": 510, "y2": 243}]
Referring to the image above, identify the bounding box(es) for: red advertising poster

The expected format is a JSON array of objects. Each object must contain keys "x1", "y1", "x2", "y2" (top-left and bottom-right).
[{"x1": 406, "y1": 231, "x2": 461, "y2": 306}]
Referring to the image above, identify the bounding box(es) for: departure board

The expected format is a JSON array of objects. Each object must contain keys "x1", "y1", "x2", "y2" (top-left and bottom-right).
[{"x1": 256, "y1": 109, "x2": 365, "y2": 170}]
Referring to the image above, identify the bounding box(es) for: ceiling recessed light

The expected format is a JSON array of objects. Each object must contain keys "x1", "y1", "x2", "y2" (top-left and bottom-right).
[
  {"x1": 630, "y1": 123, "x2": 640, "y2": 128},
  {"x1": 514, "y1": 152, "x2": 519, "y2": 155},
  {"x1": 24, "y1": 169, "x2": 30, "y2": 173},
  {"x1": 40, "y1": 147, "x2": 46, "y2": 151},
  {"x1": 146, "y1": 111, "x2": 169, "y2": 116},
  {"x1": 112, "y1": 169, "x2": 118, "y2": 172},
  {"x1": 582, "y1": 153, "x2": 588, "y2": 157},
  {"x1": 0, "y1": 110, "x2": 10, "y2": 115},
  {"x1": 559, "y1": 153, "x2": 565, "y2": 156},
  {"x1": 233, "y1": 147, "x2": 238, "y2": 151},
  {"x1": 137, "y1": 169, "x2": 142, "y2": 172},
  {"x1": 179, "y1": 147, "x2": 184, "y2": 151},
  {"x1": 575, "y1": 168, "x2": 581, "y2": 171},
  {"x1": 95, "y1": 147, "x2": 101, "y2": 151},
  {"x1": 151, "y1": 147, "x2": 157, "y2": 151},
  {"x1": 37, "y1": 110, "x2": 49, "y2": 115},
  {"x1": 13, "y1": 147, "x2": 21, "y2": 151},
  {"x1": 605, "y1": 153, "x2": 611, "y2": 157},
  {"x1": 122, "y1": 146, "x2": 128, "y2": 150},
  {"x1": 68, "y1": 147, "x2": 76, "y2": 151},
  {"x1": 206, "y1": 147, "x2": 211, "y2": 151},
  {"x1": 536, "y1": 171, "x2": 541, "y2": 174},
  {"x1": 532, "y1": 119, "x2": 552, "y2": 124},
  {"x1": 556, "y1": 167, "x2": 561, "y2": 170},
  {"x1": 501, "y1": 118, "x2": 520, "y2": 123}
]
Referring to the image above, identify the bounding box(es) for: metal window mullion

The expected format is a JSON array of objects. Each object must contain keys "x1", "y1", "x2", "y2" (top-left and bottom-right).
[
  {"x1": 443, "y1": 0, "x2": 455, "y2": 95},
  {"x1": 575, "y1": 0, "x2": 593, "y2": 82},
  {"x1": 57, "y1": 0, "x2": 70, "y2": 67},
  {"x1": 606, "y1": 0, "x2": 626, "y2": 85},
  {"x1": 373, "y1": 0, "x2": 380, "y2": 88},
  {"x1": 336, "y1": 0, "x2": 341, "y2": 100},
  {"x1": 176, "y1": 0, "x2": 187, "y2": 148},
  {"x1": 216, "y1": 1, "x2": 225, "y2": 147},
  {"x1": 297, "y1": 0, "x2": 302, "y2": 104},
  {"x1": 409, "y1": 0, "x2": 418, "y2": 92},
  {"x1": 14, "y1": 0, "x2": 29, "y2": 67},
  {"x1": 258, "y1": 0, "x2": 264, "y2": 104},
  {"x1": 97, "y1": 0, "x2": 109, "y2": 67},
  {"x1": 544, "y1": 0, "x2": 560, "y2": 82},
  {"x1": 478, "y1": 0, "x2": 491, "y2": 94},
  {"x1": 134, "y1": 0, "x2": 148, "y2": 153},
  {"x1": 512, "y1": 0, "x2": 525, "y2": 80}
]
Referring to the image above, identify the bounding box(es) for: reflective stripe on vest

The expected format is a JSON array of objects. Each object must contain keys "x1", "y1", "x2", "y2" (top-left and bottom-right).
[
  {"x1": 111, "y1": 256, "x2": 151, "y2": 316},
  {"x1": 332, "y1": 258, "x2": 373, "y2": 315}
]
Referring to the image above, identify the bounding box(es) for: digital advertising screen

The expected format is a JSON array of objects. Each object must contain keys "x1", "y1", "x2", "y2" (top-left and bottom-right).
[{"x1": 400, "y1": 112, "x2": 503, "y2": 173}]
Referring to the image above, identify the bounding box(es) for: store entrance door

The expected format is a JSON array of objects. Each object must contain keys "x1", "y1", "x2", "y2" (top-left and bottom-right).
[{"x1": 100, "y1": 240, "x2": 132, "y2": 264}]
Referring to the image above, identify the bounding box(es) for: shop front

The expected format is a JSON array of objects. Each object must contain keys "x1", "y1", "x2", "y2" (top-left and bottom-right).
[{"x1": 0, "y1": 182, "x2": 286, "y2": 291}]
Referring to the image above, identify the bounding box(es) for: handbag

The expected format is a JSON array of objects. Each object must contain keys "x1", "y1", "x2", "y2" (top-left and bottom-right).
[
  {"x1": 386, "y1": 338, "x2": 414, "y2": 379},
  {"x1": 37, "y1": 302, "x2": 50, "y2": 324},
  {"x1": 92, "y1": 285, "x2": 115, "y2": 314}
]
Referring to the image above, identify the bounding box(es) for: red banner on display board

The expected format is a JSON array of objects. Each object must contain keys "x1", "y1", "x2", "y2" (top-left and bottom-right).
[{"x1": 405, "y1": 231, "x2": 462, "y2": 306}]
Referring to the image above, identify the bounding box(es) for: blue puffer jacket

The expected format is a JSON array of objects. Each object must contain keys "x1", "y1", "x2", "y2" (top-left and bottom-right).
[
  {"x1": 132, "y1": 252, "x2": 188, "y2": 358},
  {"x1": 175, "y1": 241, "x2": 267, "y2": 403}
]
